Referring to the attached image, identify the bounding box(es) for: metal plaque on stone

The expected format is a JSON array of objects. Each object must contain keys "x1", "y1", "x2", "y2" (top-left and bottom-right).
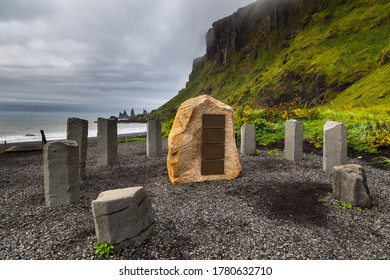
[{"x1": 201, "y1": 114, "x2": 225, "y2": 175}]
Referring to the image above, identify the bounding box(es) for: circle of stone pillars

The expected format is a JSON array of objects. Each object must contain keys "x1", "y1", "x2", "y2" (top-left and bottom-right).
[
  {"x1": 242, "y1": 119, "x2": 369, "y2": 209},
  {"x1": 43, "y1": 140, "x2": 80, "y2": 207},
  {"x1": 97, "y1": 118, "x2": 118, "y2": 166}
]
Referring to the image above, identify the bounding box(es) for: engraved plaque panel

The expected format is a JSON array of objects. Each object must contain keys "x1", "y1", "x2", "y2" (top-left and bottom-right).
[
  {"x1": 201, "y1": 114, "x2": 225, "y2": 175},
  {"x1": 202, "y1": 114, "x2": 225, "y2": 129},
  {"x1": 202, "y1": 129, "x2": 225, "y2": 144},
  {"x1": 201, "y1": 160, "x2": 224, "y2": 175},
  {"x1": 202, "y1": 144, "x2": 225, "y2": 159}
]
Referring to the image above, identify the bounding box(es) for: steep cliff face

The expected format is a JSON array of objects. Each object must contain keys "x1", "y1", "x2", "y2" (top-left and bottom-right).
[
  {"x1": 156, "y1": 0, "x2": 390, "y2": 117},
  {"x1": 206, "y1": 0, "x2": 296, "y2": 64}
]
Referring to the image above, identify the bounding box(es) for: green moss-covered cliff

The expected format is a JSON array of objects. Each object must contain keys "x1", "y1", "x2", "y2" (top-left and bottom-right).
[{"x1": 154, "y1": 0, "x2": 390, "y2": 118}]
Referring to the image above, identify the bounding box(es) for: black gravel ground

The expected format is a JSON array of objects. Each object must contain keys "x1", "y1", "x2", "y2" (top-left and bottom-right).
[{"x1": 0, "y1": 140, "x2": 389, "y2": 260}]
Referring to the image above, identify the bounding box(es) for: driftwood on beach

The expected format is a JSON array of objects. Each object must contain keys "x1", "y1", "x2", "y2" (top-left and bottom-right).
[
  {"x1": 3, "y1": 130, "x2": 46, "y2": 153},
  {"x1": 5, "y1": 145, "x2": 43, "y2": 153}
]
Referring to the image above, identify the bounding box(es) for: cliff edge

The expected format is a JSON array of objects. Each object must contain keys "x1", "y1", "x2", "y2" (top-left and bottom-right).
[{"x1": 155, "y1": 0, "x2": 390, "y2": 118}]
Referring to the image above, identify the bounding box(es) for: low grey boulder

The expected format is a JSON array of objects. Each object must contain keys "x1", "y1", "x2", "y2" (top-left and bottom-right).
[
  {"x1": 91, "y1": 187, "x2": 154, "y2": 249},
  {"x1": 332, "y1": 164, "x2": 371, "y2": 208}
]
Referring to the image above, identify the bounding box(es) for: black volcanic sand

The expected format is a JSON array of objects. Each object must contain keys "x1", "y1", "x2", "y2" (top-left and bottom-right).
[{"x1": 0, "y1": 140, "x2": 389, "y2": 260}]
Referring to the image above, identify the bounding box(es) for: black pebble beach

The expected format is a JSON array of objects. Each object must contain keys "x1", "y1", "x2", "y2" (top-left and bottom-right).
[{"x1": 1, "y1": 140, "x2": 389, "y2": 260}]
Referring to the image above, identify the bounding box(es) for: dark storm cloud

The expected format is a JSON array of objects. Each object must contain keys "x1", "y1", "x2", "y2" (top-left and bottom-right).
[{"x1": 0, "y1": 0, "x2": 255, "y2": 118}]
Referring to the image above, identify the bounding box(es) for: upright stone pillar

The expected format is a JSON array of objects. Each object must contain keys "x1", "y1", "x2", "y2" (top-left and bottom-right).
[
  {"x1": 284, "y1": 119, "x2": 303, "y2": 162},
  {"x1": 323, "y1": 121, "x2": 347, "y2": 173},
  {"x1": 97, "y1": 118, "x2": 117, "y2": 166},
  {"x1": 44, "y1": 140, "x2": 80, "y2": 207},
  {"x1": 147, "y1": 119, "x2": 162, "y2": 158},
  {"x1": 240, "y1": 124, "x2": 256, "y2": 156},
  {"x1": 67, "y1": 118, "x2": 88, "y2": 174}
]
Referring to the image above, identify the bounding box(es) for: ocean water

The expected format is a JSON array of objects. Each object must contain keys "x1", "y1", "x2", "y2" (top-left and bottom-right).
[{"x1": 0, "y1": 119, "x2": 147, "y2": 144}]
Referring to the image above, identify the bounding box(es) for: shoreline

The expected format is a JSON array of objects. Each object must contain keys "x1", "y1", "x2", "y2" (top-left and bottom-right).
[{"x1": 1, "y1": 132, "x2": 146, "y2": 150}]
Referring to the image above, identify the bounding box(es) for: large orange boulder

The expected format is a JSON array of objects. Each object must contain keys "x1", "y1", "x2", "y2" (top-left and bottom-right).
[{"x1": 167, "y1": 95, "x2": 241, "y2": 185}]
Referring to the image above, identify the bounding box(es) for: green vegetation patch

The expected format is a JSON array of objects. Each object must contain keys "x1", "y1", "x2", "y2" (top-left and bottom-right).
[
  {"x1": 94, "y1": 242, "x2": 115, "y2": 259},
  {"x1": 372, "y1": 156, "x2": 390, "y2": 167},
  {"x1": 162, "y1": 105, "x2": 389, "y2": 154},
  {"x1": 117, "y1": 137, "x2": 146, "y2": 144}
]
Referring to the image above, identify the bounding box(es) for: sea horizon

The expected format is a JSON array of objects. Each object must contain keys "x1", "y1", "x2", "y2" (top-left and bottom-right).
[{"x1": 0, "y1": 118, "x2": 147, "y2": 144}]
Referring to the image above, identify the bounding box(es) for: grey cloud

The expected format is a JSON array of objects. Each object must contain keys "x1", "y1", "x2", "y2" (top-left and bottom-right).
[
  {"x1": 0, "y1": 0, "x2": 55, "y2": 22},
  {"x1": 0, "y1": 0, "x2": 255, "y2": 118}
]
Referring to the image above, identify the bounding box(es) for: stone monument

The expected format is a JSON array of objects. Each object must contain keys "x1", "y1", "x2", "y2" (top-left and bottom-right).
[
  {"x1": 284, "y1": 119, "x2": 303, "y2": 162},
  {"x1": 147, "y1": 119, "x2": 162, "y2": 158},
  {"x1": 241, "y1": 124, "x2": 256, "y2": 156},
  {"x1": 67, "y1": 118, "x2": 88, "y2": 173},
  {"x1": 167, "y1": 95, "x2": 241, "y2": 184},
  {"x1": 43, "y1": 140, "x2": 80, "y2": 207},
  {"x1": 323, "y1": 121, "x2": 348, "y2": 173},
  {"x1": 97, "y1": 118, "x2": 117, "y2": 166}
]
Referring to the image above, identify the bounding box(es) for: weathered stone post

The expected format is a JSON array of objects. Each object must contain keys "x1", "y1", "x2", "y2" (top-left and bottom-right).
[
  {"x1": 43, "y1": 140, "x2": 80, "y2": 207},
  {"x1": 323, "y1": 121, "x2": 348, "y2": 173},
  {"x1": 67, "y1": 118, "x2": 88, "y2": 174},
  {"x1": 91, "y1": 186, "x2": 154, "y2": 249},
  {"x1": 97, "y1": 118, "x2": 117, "y2": 166},
  {"x1": 284, "y1": 119, "x2": 303, "y2": 162},
  {"x1": 147, "y1": 119, "x2": 162, "y2": 158},
  {"x1": 240, "y1": 124, "x2": 256, "y2": 156}
]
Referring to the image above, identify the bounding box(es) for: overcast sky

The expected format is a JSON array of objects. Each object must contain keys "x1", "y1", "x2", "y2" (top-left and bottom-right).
[{"x1": 0, "y1": 0, "x2": 254, "y2": 119}]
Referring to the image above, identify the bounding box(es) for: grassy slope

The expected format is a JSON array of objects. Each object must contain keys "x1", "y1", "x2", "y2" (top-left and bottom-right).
[
  {"x1": 295, "y1": 0, "x2": 390, "y2": 109},
  {"x1": 157, "y1": 0, "x2": 389, "y2": 115},
  {"x1": 156, "y1": 0, "x2": 390, "y2": 155}
]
